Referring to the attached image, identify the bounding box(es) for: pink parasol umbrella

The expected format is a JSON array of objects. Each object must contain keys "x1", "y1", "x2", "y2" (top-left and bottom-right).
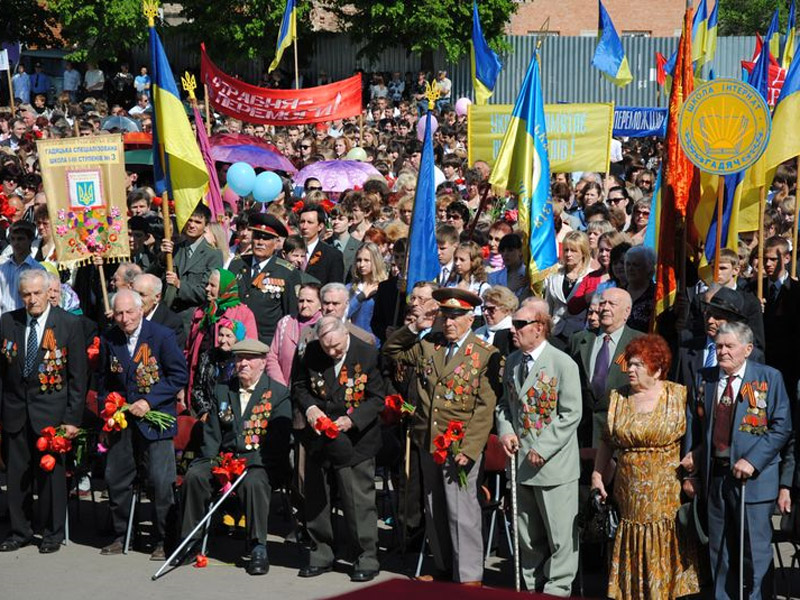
[
  {"x1": 294, "y1": 160, "x2": 383, "y2": 193},
  {"x1": 209, "y1": 133, "x2": 297, "y2": 174}
]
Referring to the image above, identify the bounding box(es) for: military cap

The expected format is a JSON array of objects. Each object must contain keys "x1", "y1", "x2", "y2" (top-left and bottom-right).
[
  {"x1": 249, "y1": 212, "x2": 288, "y2": 239},
  {"x1": 432, "y1": 288, "x2": 481, "y2": 314}
]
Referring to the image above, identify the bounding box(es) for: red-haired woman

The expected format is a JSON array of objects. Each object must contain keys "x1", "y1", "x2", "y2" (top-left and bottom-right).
[{"x1": 591, "y1": 334, "x2": 700, "y2": 600}]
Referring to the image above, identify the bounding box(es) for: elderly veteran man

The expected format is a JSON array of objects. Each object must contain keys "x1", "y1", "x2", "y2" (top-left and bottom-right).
[
  {"x1": 383, "y1": 288, "x2": 502, "y2": 585},
  {"x1": 496, "y1": 298, "x2": 582, "y2": 596},
  {"x1": 179, "y1": 338, "x2": 291, "y2": 576}
]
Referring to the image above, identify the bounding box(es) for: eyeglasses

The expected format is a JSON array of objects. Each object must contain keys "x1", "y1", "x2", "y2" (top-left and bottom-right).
[
  {"x1": 300, "y1": 144, "x2": 312, "y2": 150},
  {"x1": 512, "y1": 319, "x2": 541, "y2": 330},
  {"x1": 306, "y1": 186, "x2": 322, "y2": 192},
  {"x1": 607, "y1": 197, "x2": 626, "y2": 204},
  {"x1": 483, "y1": 305, "x2": 499, "y2": 313}
]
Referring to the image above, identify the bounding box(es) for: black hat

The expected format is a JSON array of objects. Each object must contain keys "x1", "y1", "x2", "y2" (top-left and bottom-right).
[
  {"x1": 248, "y1": 213, "x2": 288, "y2": 239},
  {"x1": 432, "y1": 288, "x2": 481, "y2": 314},
  {"x1": 128, "y1": 216, "x2": 149, "y2": 235},
  {"x1": 701, "y1": 287, "x2": 746, "y2": 322}
]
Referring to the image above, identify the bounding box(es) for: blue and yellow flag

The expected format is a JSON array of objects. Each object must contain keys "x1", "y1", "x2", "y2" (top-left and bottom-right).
[
  {"x1": 767, "y1": 31, "x2": 800, "y2": 183},
  {"x1": 704, "y1": 0, "x2": 718, "y2": 66},
  {"x1": 149, "y1": 24, "x2": 209, "y2": 231},
  {"x1": 642, "y1": 168, "x2": 662, "y2": 252},
  {"x1": 768, "y1": 9, "x2": 781, "y2": 63},
  {"x1": 489, "y1": 51, "x2": 557, "y2": 283},
  {"x1": 268, "y1": 0, "x2": 296, "y2": 73},
  {"x1": 406, "y1": 112, "x2": 440, "y2": 293},
  {"x1": 592, "y1": 0, "x2": 633, "y2": 87},
  {"x1": 783, "y1": 0, "x2": 796, "y2": 69},
  {"x1": 471, "y1": 2, "x2": 502, "y2": 105},
  {"x1": 691, "y1": 0, "x2": 708, "y2": 65}
]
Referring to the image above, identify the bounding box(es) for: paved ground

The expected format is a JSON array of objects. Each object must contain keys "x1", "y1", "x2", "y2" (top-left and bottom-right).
[{"x1": 1, "y1": 487, "x2": 799, "y2": 599}]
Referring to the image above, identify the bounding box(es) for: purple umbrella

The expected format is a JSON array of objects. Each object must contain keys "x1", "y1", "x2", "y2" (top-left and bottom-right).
[
  {"x1": 294, "y1": 160, "x2": 383, "y2": 193},
  {"x1": 209, "y1": 145, "x2": 297, "y2": 174}
]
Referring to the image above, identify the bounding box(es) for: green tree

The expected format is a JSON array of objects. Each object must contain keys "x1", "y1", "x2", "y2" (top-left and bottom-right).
[
  {"x1": 331, "y1": 0, "x2": 516, "y2": 63},
  {"x1": 718, "y1": 0, "x2": 788, "y2": 36},
  {"x1": 1, "y1": 0, "x2": 58, "y2": 48},
  {"x1": 47, "y1": 0, "x2": 148, "y2": 63}
]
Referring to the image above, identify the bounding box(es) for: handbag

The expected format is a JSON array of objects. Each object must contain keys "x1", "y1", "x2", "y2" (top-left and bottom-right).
[{"x1": 580, "y1": 488, "x2": 620, "y2": 543}]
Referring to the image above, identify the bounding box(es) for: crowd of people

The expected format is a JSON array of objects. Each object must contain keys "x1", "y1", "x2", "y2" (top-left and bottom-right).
[{"x1": 0, "y1": 59, "x2": 799, "y2": 600}]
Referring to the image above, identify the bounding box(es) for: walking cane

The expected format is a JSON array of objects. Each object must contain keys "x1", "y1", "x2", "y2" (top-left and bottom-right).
[
  {"x1": 739, "y1": 479, "x2": 746, "y2": 600},
  {"x1": 509, "y1": 447, "x2": 521, "y2": 592},
  {"x1": 153, "y1": 469, "x2": 250, "y2": 581}
]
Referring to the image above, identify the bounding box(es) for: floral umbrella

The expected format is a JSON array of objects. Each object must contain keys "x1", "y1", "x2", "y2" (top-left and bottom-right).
[{"x1": 293, "y1": 160, "x2": 382, "y2": 193}]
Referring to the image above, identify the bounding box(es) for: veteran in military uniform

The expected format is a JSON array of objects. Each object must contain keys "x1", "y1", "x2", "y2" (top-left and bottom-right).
[
  {"x1": 496, "y1": 298, "x2": 582, "y2": 596},
  {"x1": 383, "y1": 288, "x2": 502, "y2": 585},
  {"x1": 180, "y1": 339, "x2": 292, "y2": 575},
  {"x1": 229, "y1": 213, "x2": 300, "y2": 345}
]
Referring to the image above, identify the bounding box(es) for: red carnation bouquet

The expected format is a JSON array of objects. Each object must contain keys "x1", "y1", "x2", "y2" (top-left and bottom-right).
[
  {"x1": 100, "y1": 391, "x2": 176, "y2": 432},
  {"x1": 381, "y1": 394, "x2": 415, "y2": 426},
  {"x1": 87, "y1": 336, "x2": 100, "y2": 369},
  {"x1": 211, "y1": 452, "x2": 247, "y2": 493},
  {"x1": 314, "y1": 415, "x2": 340, "y2": 439},
  {"x1": 432, "y1": 420, "x2": 468, "y2": 487},
  {"x1": 37, "y1": 426, "x2": 83, "y2": 472}
]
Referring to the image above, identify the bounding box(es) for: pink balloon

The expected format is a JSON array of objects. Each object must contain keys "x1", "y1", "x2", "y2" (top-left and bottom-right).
[
  {"x1": 416, "y1": 114, "x2": 439, "y2": 141},
  {"x1": 455, "y1": 97, "x2": 472, "y2": 117}
]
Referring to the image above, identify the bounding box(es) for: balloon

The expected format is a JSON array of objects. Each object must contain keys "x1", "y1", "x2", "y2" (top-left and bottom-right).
[
  {"x1": 345, "y1": 147, "x2": 367, "y2": 162},
  {"x1": 252, "y1": 171, "x2": 284, "y2": 203},
  {"x1": 416, "y1": 115, "x2": 438, "y2": 141},
  {"x1": 455, "y1": 97, "x2": 472, "y2": 117},
  {"x1": 227, "y1": 162, "x2": 256, "y2": 197}
]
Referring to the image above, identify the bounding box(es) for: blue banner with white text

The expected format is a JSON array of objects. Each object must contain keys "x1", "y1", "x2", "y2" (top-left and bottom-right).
[{"x1": 613, "y1": 106, "x2": 667, "y2": 138}]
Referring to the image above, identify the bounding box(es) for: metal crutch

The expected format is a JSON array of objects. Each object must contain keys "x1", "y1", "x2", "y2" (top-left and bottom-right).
[
  {"x1": 152, "y1": 469, "x2": 250, "y2": 581},
  {"x1": 739, "y1": 480, "x2": 746, "y2": 600},
  {"x1": 510, "y1": 448, "x2": 521, "y2": 593}
]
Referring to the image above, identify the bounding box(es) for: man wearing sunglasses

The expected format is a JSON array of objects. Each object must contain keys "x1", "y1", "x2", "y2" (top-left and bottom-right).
[
  {"x1": 496, "y1": 298, "x2": 582, "y2": 595},
  {"x1": 383, "y1": 288, "x2": 502, "y2": 586}
]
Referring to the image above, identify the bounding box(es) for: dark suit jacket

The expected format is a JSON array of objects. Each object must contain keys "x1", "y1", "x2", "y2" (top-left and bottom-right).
[
  {"x1": 491, "y1": 329, "x2": 515, "y2": 357},
  {"x1": 332, "y1": 234, "x2": 360, "y2": 278},
  {"x1": 685, "y1": 284, "x2": 766, "y2": 350},
  {"x1": 293, "y1": 334, "x2": 385, "y2": 468},
  {"x1": 371, "y1": 276, "x2": 405, "y2": 344},
  {"x1": 753, "y1": 276, "x2": 800, "y2": 393},
  {"x1": 305, "y1": 240, "x2": 344, "y2": 286},
  {"x1": 97, "y1": 319, "x2": 188, "y2": 441},
  {"x1": 0, "y1": 307, "x2": 87, "y2": 434},
  {"x1": 568, "y1": 325, "x2": 644, "y2": 413},
  {"x1": 161, "y1": 239, "x2": 223, "y2": 313},
  {"x1": 149, "y1": 302, "x2": 186, "y2": 348}
]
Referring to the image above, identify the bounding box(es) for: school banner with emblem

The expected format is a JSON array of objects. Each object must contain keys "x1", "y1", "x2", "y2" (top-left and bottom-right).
[
  {"x1": 468, "y1": 103, "x2": 614, "y2": 173},
  {"x1": 37, "y1": 134, "x2": 130, "y2": 269}
]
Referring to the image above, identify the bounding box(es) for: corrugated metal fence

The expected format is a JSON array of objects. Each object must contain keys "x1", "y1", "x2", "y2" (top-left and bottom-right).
[{"x1": 135, "y1": 33, "x2": 759, "y2": 108}]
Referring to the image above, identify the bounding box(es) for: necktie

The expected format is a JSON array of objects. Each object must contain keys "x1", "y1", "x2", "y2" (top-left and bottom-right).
[
  {"x1": 24, "y1": 317, "x2": 38, "y2": 377},
  {"x1": 445, "y1": 343, "x2": 457, "y2": 364},
  {"x1": 591, "y1": 334, "x2": 611, "y2": 400},
  {"x1": 704, "y1": 340, "x2": 717, "y2": 368},
  {"x1": 519, "y1": 354, "x2": 532, "y2": 387},
  {"x1": 772, "y1": 283, "x2": 781, "y2": 302},
  {"x1": 712, "y1": 376, "x2": 736, "y2": 453},
  {"x1": 334, "y1": 240, "x2": 342, "y2": 251},
  {"x1": 440, "y1": 267, "x2": 449, "y2": 285},
  {"x1": 186, "y1": 245, "x2": 194, "y2": 260}
]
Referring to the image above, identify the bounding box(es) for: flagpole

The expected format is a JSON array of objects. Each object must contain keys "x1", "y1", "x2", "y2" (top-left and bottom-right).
[
  {"x1": 793, "y1": 155, "x2": 800, "y2": 277},
  {"x1": 6, "y1": 68, "x2": 14, "y2": 114},
  {"x1": 293, "y1": 35, "x2": 299, "y2": 90},
  {"x1": 203, "y1": 84, "x2": 212, "y2": 136},
  {"x1": 713, "y1": 175, "x2": 724, "y2": 281},
  {"x1": 757, "y1": 185, "x2": 766, "y2": 299}
]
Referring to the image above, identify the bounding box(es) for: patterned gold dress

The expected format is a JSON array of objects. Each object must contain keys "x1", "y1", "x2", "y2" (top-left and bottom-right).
[{"x1": 605, "y1": 381, "x2": 700, "y2": 600}]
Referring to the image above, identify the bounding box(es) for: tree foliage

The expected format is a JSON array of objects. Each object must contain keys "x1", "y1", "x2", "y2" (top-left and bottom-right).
[
  {"x1": 47, "y1": 0, "x2": 148, "y2": 63},
  {"x1": 1, "y1": 0, "x2": 58, "y2": 49},
  {"x1": 718, "y1": 0, "x2": 789, "y2": 36},
  {"x1": 330, "y1": 0, "x2": 516, "y2": 63}
]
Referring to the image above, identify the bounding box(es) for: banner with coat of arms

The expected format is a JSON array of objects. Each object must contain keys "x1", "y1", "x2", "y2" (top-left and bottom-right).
[{"x1": 37, "y1": 134, "x2": 130, "y2": 269}]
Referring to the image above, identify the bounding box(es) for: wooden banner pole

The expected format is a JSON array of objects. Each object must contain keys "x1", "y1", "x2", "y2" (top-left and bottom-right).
[
  {"x1": 6, "y1": 68, "x2": 15, "y2": 114},
  {"x1": 162, "y1": 191, "x2": 174, "y2": 274},
  {"x1": 792, "y1": 156, "x2": 800, "y2": 278},
  {"x1": 757, "y1": 185, "x2": 766, "y2": 300}
]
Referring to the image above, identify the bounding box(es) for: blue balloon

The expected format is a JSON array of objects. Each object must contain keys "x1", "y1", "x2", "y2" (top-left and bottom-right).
[
  {"x1": 252, "y1": 171, "x2": 284, "y2": 203},
  {"x1": 227, "y1": 162, "x2": 256, "y2": 197}
]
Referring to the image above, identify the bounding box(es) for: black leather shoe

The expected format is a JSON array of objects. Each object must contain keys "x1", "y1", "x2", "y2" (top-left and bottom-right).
[
  {"x1": 149, "y1": 543, "x2": 166, "y2": 562},
  {"x1": 351, "y1": 569, "x2": 379, "y2": 583},
  {"x1": 100, "y1": 539, "x2": 125, "y2": 555},
  {"x1": 247, "y1": 544, "x2": 269, "y2": 576},
  {"x1": 298, "y1": 564, "x2": 332, "y2": 578},
  {"x1": 39, "y1": 540, "x2": 62, "y2": 554},
  {"x1": 0, "y1": 537, "x2": 31, "y2": 552}
]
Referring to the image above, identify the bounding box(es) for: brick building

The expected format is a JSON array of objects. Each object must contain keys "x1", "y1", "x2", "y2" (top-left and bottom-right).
[{"x1": 508, "y1": 0, "x2": 686, "y2": 38}]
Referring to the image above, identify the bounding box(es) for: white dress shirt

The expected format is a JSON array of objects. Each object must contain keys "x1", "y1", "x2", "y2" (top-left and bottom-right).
[
  {"x1": 716, "y1": 361, "x2": 747, "y2": 406},
  {"x1": 0, "y1": 256, "x2": 46, "y2": 314},
  {"x1": 126, "y1": 320, "x2": 143, "y2": 357}
]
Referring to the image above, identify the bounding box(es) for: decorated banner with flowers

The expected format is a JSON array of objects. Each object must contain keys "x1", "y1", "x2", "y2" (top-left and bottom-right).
[{"x1": 36, "y1": 134, "x2": 130, "y2": 269}]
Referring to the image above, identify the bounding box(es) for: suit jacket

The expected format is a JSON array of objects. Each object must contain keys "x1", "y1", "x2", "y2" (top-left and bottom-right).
[
  {"x1": 162, "y1": 239, "x2": 223, "y2": 313},
  {"x1": 97, "y1": 319, "x2": 189, "y2": 441},
  {"x1": 568, "y1": 325, "x2": 644, "y2": 412},
  {"x1": 0, "y1": 307, "x2": 87, "y2": 434},
  {"x1": 684, "y1": 285, "x2": 766, "y2": 350},
  {"x1": 305, "y1": 241, "x2": 345, "y2": 286},
  {"x1": 383, "y1": 326, "x2": 502, "y2": 460},
  {"x1": 293, "y1": 334, "x2": 385, "y2": 468},
  {"x1": 544, "y1": 266, "x2": 592, "y2": 339},
  {"x1": 685, "y1": 361, "x2": 792, "y2": 504},
  {"x1": 496, "y1": 343, "x2": 582, "y2": 487},
  {"x1": 149, "y1": 302, "x2": 185, "y2": 348},
  {"x1": 754, "y1": 276, "x2": 800, "y2": 393},
  {"x1": 371, "y1": 276, "x2": 405, "y2": 344},
  {"x1": 200, "y1": 373, "x2": 291, "y2": 474},
  {"x1": 331, "y1": 234, "x2": 360, "y2": 277}
]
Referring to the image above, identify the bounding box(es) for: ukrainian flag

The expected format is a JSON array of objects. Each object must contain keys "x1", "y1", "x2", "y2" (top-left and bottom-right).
[
  {"x1": 642, "y1": 168, "x2": 661, "y2": 251},
  {"x1": 489, "y1": 51, "x2": 557, "y2": 283},
  {"x1": 766, "y1": 34, "x2": 800, "y2": 185},
  {"x1": 471, "y1": 2, "x2": 502, "y2": 105},
  {"x1": 704, "y1": 1, "x2": 718, "y2": 66},
  {"x1": 592, "y1": 0, "x2": 633, "y2": 87},
  {"x1": 268, "y1": 0, "x2": 296, "y2": 73},
  {"x1": 768, "y1": 10, "x2": 781, "y2": 63},
  {"x1": 149, "y1": 25, "x2": 209, "y2": 231},
  {"x1": 782, "y1": 0, "x2": 796, "y2": 69},
  {"x1": 691, "y1": 0, "x2": 708, "y2": 65}
]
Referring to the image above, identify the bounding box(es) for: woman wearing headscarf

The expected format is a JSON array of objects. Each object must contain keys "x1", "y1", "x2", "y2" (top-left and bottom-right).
[
  {"x1": 190, "y1": 318, "x2": 247, "y2": 419},
  {"x1": 186, "y1": 268, "x2": 257, "y2": 414}
]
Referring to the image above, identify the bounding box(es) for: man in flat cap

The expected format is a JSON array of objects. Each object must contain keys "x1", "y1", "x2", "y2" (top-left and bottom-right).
[
  {"x1": 383, "y1": 288, "x2": 502, "y2": 585},
  {"x1": 229, "y1": 212, "x2": 300, "y2": 345},
  {"x1": 179, "y1": 338, "x2": 292, "y2": 575}
]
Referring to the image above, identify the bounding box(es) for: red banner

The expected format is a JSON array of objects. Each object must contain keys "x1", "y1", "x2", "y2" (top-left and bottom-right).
[{"x1": 201, "y1": 44, "x2": 362, "y2": 125}]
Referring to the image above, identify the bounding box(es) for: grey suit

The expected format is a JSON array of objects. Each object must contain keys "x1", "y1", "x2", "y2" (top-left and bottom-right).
[
  {"x1": 332, "y1": 234, "x2": 360, "y2": 279},
  {"x1": 162, "y1": 238, "x2": 223, "y2": 317},
  {"x1": 496, "y1": 343, "x2": 582, "y2": 595}
]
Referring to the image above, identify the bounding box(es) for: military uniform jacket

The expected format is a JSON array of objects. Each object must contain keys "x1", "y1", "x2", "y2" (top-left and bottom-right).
[
  {"x1": 293, "y1": 334, "x2": 385, "y2": 468},
  {"x1": 230, "y1": 254, "x2": 300, "y2": 345},
  {"x1": 0, "y1": 307, "x2": 87, "y2": 434},
  {"x1": 200, "y1": 373, "x2": 291, "y2": 471},
  {"x1": 383, "y1": 326, "x2": 502, "y2": 461},
  {"x1": 163, "y1": 239, "x2": 223, "y2": 313},
  {"x1": 496, "y1": 343, "x2": 582, "y2": 487}
]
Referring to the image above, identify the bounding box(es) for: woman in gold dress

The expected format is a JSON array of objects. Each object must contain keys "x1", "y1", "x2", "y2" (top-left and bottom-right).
[{"x1": 592, "y1": 334, "x2": 700, "y2": 599}]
